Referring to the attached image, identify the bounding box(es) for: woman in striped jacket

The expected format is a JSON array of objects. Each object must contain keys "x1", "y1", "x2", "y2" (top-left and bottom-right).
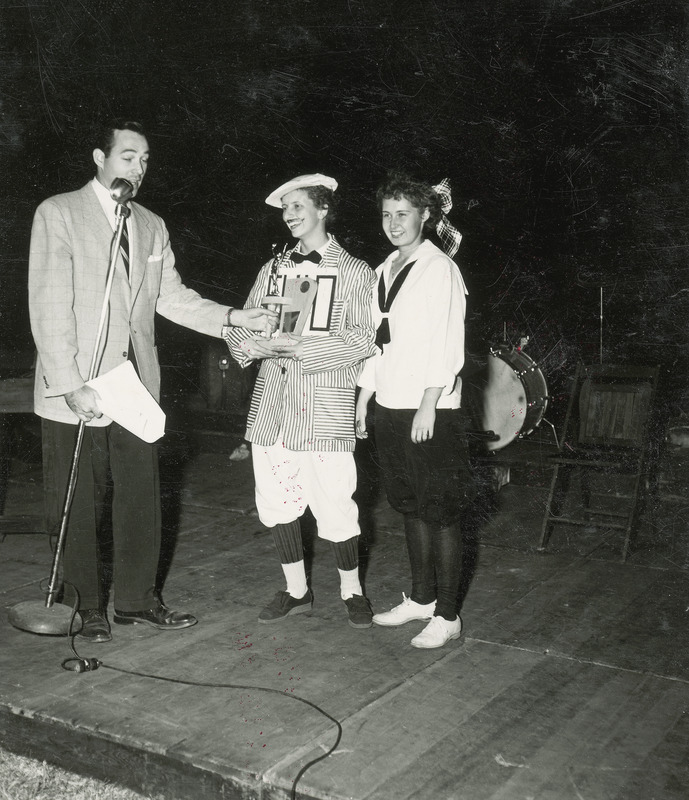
[{"x1": 225, "y1": 174, "x2": 377, "y2": 629}]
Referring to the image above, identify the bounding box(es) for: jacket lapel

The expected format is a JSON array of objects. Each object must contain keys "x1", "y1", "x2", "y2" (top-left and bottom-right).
[{"x1": 80, "y1": 183, "x2": 115, "y2": 244}]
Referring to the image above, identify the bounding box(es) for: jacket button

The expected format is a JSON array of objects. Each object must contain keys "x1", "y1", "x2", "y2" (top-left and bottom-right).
[{"x1": 122, "y1": 351, "x2": 128, "y2": 357}]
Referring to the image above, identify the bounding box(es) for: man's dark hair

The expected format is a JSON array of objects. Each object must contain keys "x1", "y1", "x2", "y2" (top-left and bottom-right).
[
  {"x1": 95, "y1": 119, "x2": 147, "y2": 156},
  {"x1": 303, "y1": 184, "x2": 338, "y2": 229},
  {"x1": 376, "y1": 171, "x2": 442, "y2": 234}
]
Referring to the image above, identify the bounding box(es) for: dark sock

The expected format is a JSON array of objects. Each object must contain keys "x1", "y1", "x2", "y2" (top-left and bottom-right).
[
  {"x1": 404, "y1": 515, "x2": 436, "y2": 605},
  {"x1": 330, "y1": 535, "x2": 359, "y2": 571},
  {"x1": 271, "y1": 520, "x2": 303, "y2": 563},
  {"x1": 431, "y1": 523, "x2": 462, "y2": 620}
]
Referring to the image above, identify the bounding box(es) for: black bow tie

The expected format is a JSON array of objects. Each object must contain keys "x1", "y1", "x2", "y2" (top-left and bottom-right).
[{"x1": 291, "y1": 250, "x2": 322, "y2": 264}]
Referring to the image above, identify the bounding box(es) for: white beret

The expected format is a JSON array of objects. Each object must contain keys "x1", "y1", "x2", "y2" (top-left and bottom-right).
[{"x1": 265, "y1": 173, "x2": 338, "y2": 208}]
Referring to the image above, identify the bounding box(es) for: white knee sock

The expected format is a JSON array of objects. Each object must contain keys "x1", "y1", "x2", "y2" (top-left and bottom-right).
[
  {"x1": 281, "y1": 561, "x2": 308, "y2": 598},
  {"x1": 338, "y1": 567, "x2": 363, "y2": 600}
]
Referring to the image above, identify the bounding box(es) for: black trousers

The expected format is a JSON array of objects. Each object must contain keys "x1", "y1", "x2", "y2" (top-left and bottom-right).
[
  {"x1": 374, "y1": 404, "x2": 475, "y2": 527},
  {"x1": 42, "y1": 419, "x2": 161, "y2": 611}
]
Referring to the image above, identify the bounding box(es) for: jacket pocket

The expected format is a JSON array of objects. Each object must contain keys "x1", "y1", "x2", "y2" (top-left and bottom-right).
[{"x1": 313, "y1": 385, "x2": 355, "y2": 440}]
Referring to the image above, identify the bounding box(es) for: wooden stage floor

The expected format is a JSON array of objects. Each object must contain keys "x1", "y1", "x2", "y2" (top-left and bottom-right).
[{"x1": 1, "y1": 431, "x2": 689, "y2": 800}]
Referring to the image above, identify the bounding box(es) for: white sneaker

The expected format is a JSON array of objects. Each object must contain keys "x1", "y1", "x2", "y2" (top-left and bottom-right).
[
  {"x1": 372, "y1": 593, "x2": 436, "y2": 627},
  {"x1": 410, "y1": 615, "x2": 462, "y2": 649}
]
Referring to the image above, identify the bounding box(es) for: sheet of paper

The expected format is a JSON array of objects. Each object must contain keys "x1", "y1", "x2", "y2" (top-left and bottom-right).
[{"x1": 86, "y1": 361, "x2": 165, "y2": 443}]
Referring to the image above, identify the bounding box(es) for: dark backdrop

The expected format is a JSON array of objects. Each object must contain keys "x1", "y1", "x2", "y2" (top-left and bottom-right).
[{"x1": 2, "y1": 0, "x2": 688, "y2": 418}]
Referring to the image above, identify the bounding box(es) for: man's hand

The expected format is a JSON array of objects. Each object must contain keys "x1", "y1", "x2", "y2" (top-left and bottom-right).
[
  {"x1": 64, "y1": 385, "x2": 103, "y2": 423},
  {"x1": 232, "y1": 307, "x2": 279, "y2": 333}
]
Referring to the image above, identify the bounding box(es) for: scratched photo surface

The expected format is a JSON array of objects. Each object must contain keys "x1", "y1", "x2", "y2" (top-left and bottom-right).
[{"x1": 2, "y1": 0, "x2": 687, "y2": 420}]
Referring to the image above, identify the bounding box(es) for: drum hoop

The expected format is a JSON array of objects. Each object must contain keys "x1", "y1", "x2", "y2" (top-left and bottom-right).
[{"x1": 483, "y1": 347, "x2": 549, "y2": 450}]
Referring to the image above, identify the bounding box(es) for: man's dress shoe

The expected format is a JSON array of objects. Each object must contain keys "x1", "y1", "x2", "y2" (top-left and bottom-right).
[
  {"x1": 113, "y1": 601, "x2": 197, "y2": 630},
  {"x1": 77, "y1": 609, "x2": 112, "y2": 643}
]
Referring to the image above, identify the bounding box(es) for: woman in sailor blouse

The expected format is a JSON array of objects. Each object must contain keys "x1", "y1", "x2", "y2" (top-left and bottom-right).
[{"x1": 355, "y1": 171, "x2": 475, "y2": 649}]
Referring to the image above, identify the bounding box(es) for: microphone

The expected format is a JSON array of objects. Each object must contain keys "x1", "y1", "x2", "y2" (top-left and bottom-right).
[{"x1": 110, "y1": 178, "x2": 134, "y2": 204}]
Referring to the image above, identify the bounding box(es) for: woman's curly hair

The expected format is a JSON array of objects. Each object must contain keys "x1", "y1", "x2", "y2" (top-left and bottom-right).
[
  {"x1": 302, "y1": 184, "x2": 338, "y2": 229},
  {"x1": 376, "y1": 171, "x2": 441, "y2": 234}
]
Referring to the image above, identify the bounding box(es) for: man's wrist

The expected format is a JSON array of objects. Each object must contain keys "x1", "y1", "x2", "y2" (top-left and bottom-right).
[{"x1": 225, "y1": 307, "x2": 235, "y2": 327}]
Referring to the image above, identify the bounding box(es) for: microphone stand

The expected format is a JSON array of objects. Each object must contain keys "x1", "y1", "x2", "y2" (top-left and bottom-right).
[{"x1": 9, "y1": 189, "x2": 132, "y2": 636}]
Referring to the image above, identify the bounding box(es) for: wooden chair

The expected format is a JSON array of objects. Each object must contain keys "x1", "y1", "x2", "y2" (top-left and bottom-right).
[{"x1": 538, "y1": 362, "x2": 659, "y2": 562}]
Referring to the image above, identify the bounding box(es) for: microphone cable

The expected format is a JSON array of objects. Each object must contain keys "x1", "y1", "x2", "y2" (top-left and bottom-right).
[
  {"x1": 101, "y1": 662, "x2": 343, "y2": 800},
  {"x1": 60, "y1": 626, "x2": 342, "y2": 800}
]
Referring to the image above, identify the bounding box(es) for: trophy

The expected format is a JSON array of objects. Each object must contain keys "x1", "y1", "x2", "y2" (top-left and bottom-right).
[{"x1": 261, "y1": 244, "x2": 318, "y2": 336}]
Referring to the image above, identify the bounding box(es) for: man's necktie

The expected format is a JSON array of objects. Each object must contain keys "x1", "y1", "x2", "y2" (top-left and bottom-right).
[
  {"x1": 120, "y1": 219, "x2": 130, "y2": 277},
  {"x1": 119, "y1": 218, "x2": 137, "y2": 369},
  {"x1": 291, "y1": 250, "x2": 322, "y2": 264}
]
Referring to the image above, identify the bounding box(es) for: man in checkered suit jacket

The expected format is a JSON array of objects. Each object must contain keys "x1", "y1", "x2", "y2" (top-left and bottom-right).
[{"x1": 28, "y1": 119, "x2": 274, "y2": 643}]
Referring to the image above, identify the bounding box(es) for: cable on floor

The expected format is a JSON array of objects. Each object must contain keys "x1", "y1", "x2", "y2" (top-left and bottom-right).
[{"x1": 60, "y1": 622, "x2": 342, "y2": 800}]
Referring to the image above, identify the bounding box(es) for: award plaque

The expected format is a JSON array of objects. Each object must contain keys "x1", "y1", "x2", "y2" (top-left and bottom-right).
[{"x1": 261, "y1": 277, "x2": 318, "y2": 336}]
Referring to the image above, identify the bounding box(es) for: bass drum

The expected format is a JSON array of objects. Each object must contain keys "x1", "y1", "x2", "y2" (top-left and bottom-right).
[{"x1": 481, "y1": 346, "x2": 548, "y2": 451}]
